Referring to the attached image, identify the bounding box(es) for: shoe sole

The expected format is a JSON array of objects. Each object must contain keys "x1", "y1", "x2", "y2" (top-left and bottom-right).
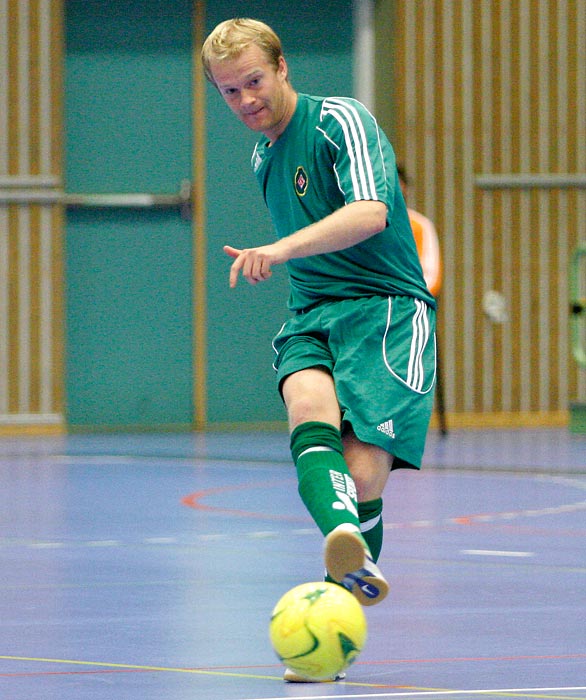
[
  {"x1": 324, "y1": 528, "x2": 389, "y2": 607},
  {"x1": 283, "y1": 668, "x2": 346, "y2": 682}
]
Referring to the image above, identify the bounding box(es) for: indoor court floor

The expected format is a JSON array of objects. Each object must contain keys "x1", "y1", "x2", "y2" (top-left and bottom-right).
[{"x1": 0, "y1": 426, "x2": 585, "y2": 700}]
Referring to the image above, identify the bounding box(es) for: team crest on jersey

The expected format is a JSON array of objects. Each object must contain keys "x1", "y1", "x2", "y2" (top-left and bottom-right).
[{"x1": 294, "y1": 166, "x2": 309, "y2": 197}]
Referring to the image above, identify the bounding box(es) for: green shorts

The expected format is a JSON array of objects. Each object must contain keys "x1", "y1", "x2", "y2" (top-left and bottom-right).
[{"x1": 272, "y1": 296, "x2": 436, "y2": 470}]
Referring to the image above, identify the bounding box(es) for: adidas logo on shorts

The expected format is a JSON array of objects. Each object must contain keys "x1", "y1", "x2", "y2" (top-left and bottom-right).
[{"x1": 376, "y1": 419, "x2": 396, "y2": 439}]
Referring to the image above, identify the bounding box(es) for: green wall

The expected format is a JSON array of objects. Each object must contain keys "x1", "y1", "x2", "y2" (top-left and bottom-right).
[
  {"x1": 204, "y1": 1, "x2": 354, "y2": 426},
  {"x1": 374, "y1": 0, "x2": 397, "y2": 139},
  {"x1": 64, "y1": 0, "x2": 195, "y2": 429},
  {"x1": 64, "y1": 0, "x2": 354, "y2": 430}
]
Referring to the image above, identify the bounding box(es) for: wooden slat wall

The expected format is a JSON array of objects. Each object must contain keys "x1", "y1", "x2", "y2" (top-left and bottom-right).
[
  {"x1": 388, "y1": 0, "x2": 586, "y2": 425},
  {"x1": 0, "y1": 0, "x2": 63, "y2": 430}
]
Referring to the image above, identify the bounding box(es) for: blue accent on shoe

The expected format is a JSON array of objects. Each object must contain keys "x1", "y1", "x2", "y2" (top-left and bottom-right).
[{"x1": 341, "y1": 570, "x2": 380, "y2": 599}]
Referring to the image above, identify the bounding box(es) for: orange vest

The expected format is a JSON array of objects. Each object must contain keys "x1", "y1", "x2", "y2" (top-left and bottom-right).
[{"x1": 408, "y1": 208, "x2": 442, "y2": 298}]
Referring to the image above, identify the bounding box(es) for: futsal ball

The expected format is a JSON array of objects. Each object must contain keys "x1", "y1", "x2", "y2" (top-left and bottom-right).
[{"x1": 269, "y1": 581, "x2": 367, "y2": 680}]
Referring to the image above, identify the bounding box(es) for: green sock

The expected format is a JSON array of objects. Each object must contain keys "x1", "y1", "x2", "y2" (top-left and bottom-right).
[
  {"x1": 358, "y1": 498, "x2": 384, "y2": 562},
  {"x1": 325, "y1": 498, "x2": 384, "y2": 584},
  {"x1": 291, "y1": 421, "x2": 362, "y2": 538}
]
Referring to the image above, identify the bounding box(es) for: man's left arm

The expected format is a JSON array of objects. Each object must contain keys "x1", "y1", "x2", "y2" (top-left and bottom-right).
[{"x1": 224, "y1": 200, "x2": 387, "y2": 287}]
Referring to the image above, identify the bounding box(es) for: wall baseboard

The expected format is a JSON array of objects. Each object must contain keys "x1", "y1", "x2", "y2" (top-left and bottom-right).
[
  {"x1": 0, "y1": 412, "x2": 572, "y2": 436},
  {"x1": 429, "y1": 410, "x2": 569, "y2": 430}
]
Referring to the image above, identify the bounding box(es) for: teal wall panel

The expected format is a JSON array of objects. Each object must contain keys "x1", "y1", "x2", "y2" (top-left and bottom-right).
[
  {"x1": 204, "y1": 1, "x2": 354, "y2": 425},
  {"x1": 65, "y1": 0, "x2": 193, "y2": 191},
  {"x1": 64, "y1": 0, "x2": 194, "y2": 428},
  {"x1": 63, "y1": 0, "x2": 354, "y2": 429},
  {"x1": 66, "y1": 209, "x2": 193, "y2": 427}
]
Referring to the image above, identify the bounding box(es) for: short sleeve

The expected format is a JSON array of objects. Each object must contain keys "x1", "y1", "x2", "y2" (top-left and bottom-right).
[{"x1": 319, "y1": 97, "x2": 390, "y2": 205}]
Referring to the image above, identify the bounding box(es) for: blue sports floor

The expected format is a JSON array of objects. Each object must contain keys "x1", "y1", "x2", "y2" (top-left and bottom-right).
[{"x1": 1, "y1": 427, "x2": 585, "y2": 699}]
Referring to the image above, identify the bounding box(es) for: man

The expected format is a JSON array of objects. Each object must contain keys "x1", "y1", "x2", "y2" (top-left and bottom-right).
[{"x1": 202, "y1": 18, "x2": 436, "y2": 682}]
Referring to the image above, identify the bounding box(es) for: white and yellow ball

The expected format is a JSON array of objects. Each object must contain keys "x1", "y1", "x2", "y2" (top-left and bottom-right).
[{"x1": 269, "y1": 581, "x2": 367, "y2": 680}]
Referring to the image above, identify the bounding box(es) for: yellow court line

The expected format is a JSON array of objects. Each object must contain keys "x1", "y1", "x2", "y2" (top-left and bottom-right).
[
  {"x1": 0, "y1": 655, "x2": 386, "y2": 687},
  {"x1": 2, "y1": 657, "x2": 584, "y2": 697},
  {"x1": 0, "y1": 655, "x2": 282, "y2": 681}
]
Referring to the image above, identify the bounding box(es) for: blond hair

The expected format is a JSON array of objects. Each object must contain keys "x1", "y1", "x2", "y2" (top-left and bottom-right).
[{"x1": 201, "y1": 18, "x2": 283, "y2": 85}]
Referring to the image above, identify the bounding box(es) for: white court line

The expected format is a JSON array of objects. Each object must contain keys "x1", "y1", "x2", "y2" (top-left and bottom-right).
[
  {"x1": 241, "y1": 687, "x2": 586, "y2": 700},
  {"x1": 461, "y1": 549, "x2": 534, "y2": 558}
]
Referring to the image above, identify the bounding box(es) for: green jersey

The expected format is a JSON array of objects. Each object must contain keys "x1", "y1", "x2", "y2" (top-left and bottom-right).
[{"x1": 252, "y1": 93, "x2": 435, "y2": 312}]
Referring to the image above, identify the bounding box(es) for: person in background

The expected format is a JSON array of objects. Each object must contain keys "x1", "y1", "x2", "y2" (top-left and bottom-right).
[
  {"x1": 398, "y1": 164, "x2": 447, "y2": 435},
  {"x1": 202, "y1": 18, "x2": 438, "y2": 682},
  {"x1": 397, "y1": 164, "x2": 442, "y2": 298}
]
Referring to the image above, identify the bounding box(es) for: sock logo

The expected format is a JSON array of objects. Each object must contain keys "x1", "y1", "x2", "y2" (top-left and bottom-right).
[
  {"x1": 376, "y1": 419, "x2": 395, "y2": 439},
  {"x1": 329, "y1": 470, "x2": 358, "y2": 518}
]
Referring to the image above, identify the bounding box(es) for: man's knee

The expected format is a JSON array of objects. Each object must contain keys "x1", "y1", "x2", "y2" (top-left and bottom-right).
[{"x1": 283, "y1": 368, "x2": 341, "y2": 429}]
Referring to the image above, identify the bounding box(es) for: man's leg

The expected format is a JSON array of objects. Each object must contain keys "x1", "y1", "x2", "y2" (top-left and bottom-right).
[
  {"x1": 343, "y1": 431, "x2": 392, "y2": 563},
  {"x1": 291, "y1": 420, "x2": 362, "y2": 536},
  {"x1": 283, "y1": 368, "x2": 388, "y2": 605},
  {"x1": 284, "y1": 367, "x2": 363, "y2": 536},
  {"x1": 281, "y1": 369, "x2": 389, "y2": 683}
]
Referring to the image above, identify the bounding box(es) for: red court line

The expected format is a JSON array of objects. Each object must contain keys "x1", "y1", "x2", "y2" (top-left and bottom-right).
[
  {"x1": 0, "y1": 669, "x2": 151, "y2": 678},
  {"x1": 182, "y1": 481, "x2": 586, "y2": 532},
  {"x1": 2, "y1": 654, "x2": 584, "y2": 684},
  {"x1": 181, "y1": 480, "x2": 310, "y2": 522},
  {"x1": 356, "y1": 652, "x2": 586, "y2": 666}
]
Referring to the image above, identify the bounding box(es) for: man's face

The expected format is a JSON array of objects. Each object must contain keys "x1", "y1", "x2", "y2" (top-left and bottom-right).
[{"x1": 209, "y1": 44, "x2": 294, "y2": 141}]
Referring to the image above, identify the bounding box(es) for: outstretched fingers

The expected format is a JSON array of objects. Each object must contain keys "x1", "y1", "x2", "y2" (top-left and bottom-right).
[{"x1": 223, "y1": 245, "x2": 274, "y2": 288}]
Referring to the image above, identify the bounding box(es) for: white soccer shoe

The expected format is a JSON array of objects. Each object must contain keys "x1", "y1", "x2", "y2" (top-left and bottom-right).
[
  {"x1": 324, "y1": 524, "x2": 389, "y2": 606},
  {"x1": 283, "y1": 667, "x2": 346, "y2": 682}
]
